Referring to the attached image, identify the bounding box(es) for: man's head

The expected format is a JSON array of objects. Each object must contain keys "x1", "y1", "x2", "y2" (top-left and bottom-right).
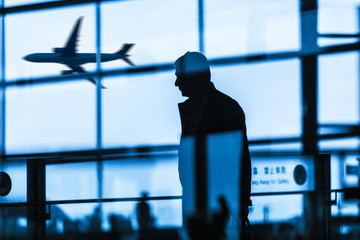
[{"x1": 174, "y1": 52, "x2": 211, "y2": 99}]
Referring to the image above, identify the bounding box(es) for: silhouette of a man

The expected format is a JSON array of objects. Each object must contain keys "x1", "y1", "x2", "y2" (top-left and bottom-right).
[{"x1": 174, "y1": 52, "x2": 251, "y2": 222}]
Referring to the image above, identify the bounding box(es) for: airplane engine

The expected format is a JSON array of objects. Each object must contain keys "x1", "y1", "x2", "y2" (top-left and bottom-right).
[
  {"x1": 61, "y1": 70, "x2": 74, "y2": 75},
  {"x1": 53, "y1": 48, "x2": 65, "y2": 53}
]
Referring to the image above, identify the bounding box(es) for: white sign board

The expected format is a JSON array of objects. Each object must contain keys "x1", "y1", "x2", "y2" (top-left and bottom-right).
[{"x1": 251, "y1": 155, "x2": 315, "y2": 193}]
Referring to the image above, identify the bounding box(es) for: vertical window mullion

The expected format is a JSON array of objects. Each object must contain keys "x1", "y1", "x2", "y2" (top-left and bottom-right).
[{"x1": 0, "y1": 0, "x2": 6, "y2": 157}]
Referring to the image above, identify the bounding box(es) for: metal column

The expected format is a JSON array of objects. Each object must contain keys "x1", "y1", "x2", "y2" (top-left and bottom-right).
[
  {"x1": 27, "y1": 159, "x2": 46, "y2": 240},
  {"x1": 301, "y1": 1, "x2": 331, "y2": 239},
  {"x1": 301, "y1": 0, "x2": 318, "y2": 154},
  {"x1": 304, "y1": 154, "x2": 331, "y2": 239},
  {"x1": 0, "y1": 3, "x2": 5, "y2": 238},
  {"x1": 198, "y1": 0, "x2": 205, "y2": 54},
  {"x1": 95, "y1": 0, "x2": 103, "y2": 227}
]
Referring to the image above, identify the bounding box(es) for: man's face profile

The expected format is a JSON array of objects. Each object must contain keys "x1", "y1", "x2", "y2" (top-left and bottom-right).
[
  {"x1": 174, "y1": 52, "x2": 210, "y2": 99},
  {"x1": 175, "y1": 70, "x2": 195, "y2": 97}
]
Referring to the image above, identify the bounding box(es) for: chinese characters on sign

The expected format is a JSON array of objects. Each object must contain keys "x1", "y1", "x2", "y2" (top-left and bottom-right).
[{"x1": 250, "y1": 156, "x2": 315, "y2": 193}]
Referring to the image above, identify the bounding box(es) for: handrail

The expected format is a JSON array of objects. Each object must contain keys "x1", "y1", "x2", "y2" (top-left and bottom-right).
[{"x1": 0, "y1": 188, "x2": 349, "y2": 208}]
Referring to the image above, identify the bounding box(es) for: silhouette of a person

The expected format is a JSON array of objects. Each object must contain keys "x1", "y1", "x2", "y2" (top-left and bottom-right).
[
  {"x1": 136, "y1": 192, "x2": 154, "y2": 231},
  {"x1": 187, "y1": 195, "x2": 230, "y2": 240},
  {"x1": 174, "y1": 52, "x2": 252, "y2": 223}
]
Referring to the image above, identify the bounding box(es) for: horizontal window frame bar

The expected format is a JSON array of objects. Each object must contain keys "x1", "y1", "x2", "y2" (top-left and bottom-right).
[
  {"x1": 0, "y1": 188, "x2": 350, "y2": 208},
  {"x1": 1, "y1": 133, "x2": 359, "y2": 162},
  {"x1": 0, "y1": 0, "x2": 129, "y2": 15},
  {"x1": 5, "y1": 144, "x2": 178, "y2": 160},
  {"x1": 0, "y1": 195, "x2": 182, "y2": 208},
  {"x1": 4, "y1": 42, "x2": 360, "y2": 88}
]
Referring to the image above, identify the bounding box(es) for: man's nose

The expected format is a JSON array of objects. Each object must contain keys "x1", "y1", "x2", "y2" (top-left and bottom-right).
[{"x1": 175, "y1": 77, "x2": 179, "y2": 87}]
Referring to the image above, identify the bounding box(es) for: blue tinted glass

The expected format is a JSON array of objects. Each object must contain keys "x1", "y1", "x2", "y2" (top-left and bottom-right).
[
  {"x1": 47, "y1": 200, "x2": 182, "y2": 237},
  {"x1": 249, "y1": 194, "x2": 303, "y2": 223},
  {"x1": 318, "y1": 0, "x2": 360, "y2": 47},
  {"x1": 319, "y1": 138, "x2": 360, "y2": 152},
  {"x1": 5, "y1": 0, "x2": 60, "y2": 7},
  {"x1": 318, "y1": 52, "x2": 359, "y2": 124},
  {"x1": 0, "y1": 207, "x2": 27, "y2": 238},
  {"x1": 46, "y1": 162, "x2": 98, "y2": 201},
  {"x1": 101, "y1": 0, "x2": 198, "y2": 68},
  {"x1": 47, "y1": 203, "x2": 100, "y2": 234},
  {"x1": 6, "y1": 80, "x2": 96, "y2": 154},
  {"x1": 205, "y1": 0, "x2": 300, "y2": 58},
  {"x1": 250, "y1": 142, "x2": 302, "y2": 152},
  {"x1": 330, "y1": 153, "x2": 360, "y2": 217},
  {"x1": 102, "y1": 72, "x2": 183, "y2": 147},
  {"x1": 6, "y1": 6, "x2": 95, "y2": 81},
  {"x1": 103, "y1": 158, "x2": 181, "y2": 199},
  {"x1": 211, "y1": 59, "x2": 301, "y2": 140}
]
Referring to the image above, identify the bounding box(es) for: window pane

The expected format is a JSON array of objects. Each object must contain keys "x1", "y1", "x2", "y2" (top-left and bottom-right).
[
  {"x1": 250, "y1": 142, "x2": 302, "y2": 152},
  {"x1": 318, "y1": 52, "x2": 359, "y2": 124},
  {"x1": 330, "y1": 153, "x2": 360, "y2": 217},
  {"x1": 103, "y1": 72, "x2": 183, "y2": 147},
  {"x1": 249, "y1": 194, "x2": 303, "y2": 223},
  {"x1": 103, "y1": 157, "x2": 181, "y2": 199},
  {"x1": 5, "y1": 0, "x2": 60, "y2": 7},
  {"x1": 319, "y1": 138, "x2": 360, "y2": 151},
  {"x1": 211, "y1": 59, "x2": 301, "y2": 140},
  {"x1": 205, "y1": 0, "x2": 300, "y2": 58},
  {"x1": 47, "y1": 203, "x2": 100, "y2": 235},
  {"x1": 6, "y1": 80, "x2": 96, "y2": 154},
  {"x1": 0, "y1": 206, "x2": 27, "y2": 238},
  {"x1": 6, "y1": 6, "x2": 95, "y2": 81},
  {"x1": 101, "y1": 0, "x2": 198, "y2": 68},
  {"x1": 318, "y1": 0, "x2": 360, "y2": 47},
  {"x1": 46, "y1": 162, "x2": 98, "y2": 201},
  {"x1": 47, "y1": 200, "x2": 182, "y2": 238}
]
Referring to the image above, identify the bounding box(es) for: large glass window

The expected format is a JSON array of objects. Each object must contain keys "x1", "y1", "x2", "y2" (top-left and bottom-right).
[
  {"x1": 101, "y1": 0, "x2": 198, "y2": 68},
  {"x1": 318, "y1": 52, "x2": 359, "y2": 124},
  {"x1": 1, "y1": 1, "x2": 360, "y2": 239},
  {"x1": 5, "y1": 0, "x2": 60, "y2": 7},
  {"x1": 205, "y1": 0, "x2": 300, "y2": 58},
  {"x1": 103, "y1": 72, "x2": 183, "y2": 147},
  {"x1": 318, "y1": 0, "x2": 360, "y2": 47},
  {"x1": 6, "y1": 6, "x2": 95, "y2": 81},
  {"x1": 6, "y1": 81, "x2": 96, "y2": 154},
  {"x1": 211, "y1": 59, "x2": 301, "y2": 140},
  {"x1": 103, "y1": 158, "x2": 181, "y2": 199}
]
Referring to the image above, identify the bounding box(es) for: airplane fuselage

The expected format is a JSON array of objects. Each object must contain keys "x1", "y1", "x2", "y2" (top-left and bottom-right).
[
  {"x1": 23, "y1": 53, "x2": 126, "y2": 65},
  {"x1": 23, "y1": 16, "x2": 134, "y2": 87}
]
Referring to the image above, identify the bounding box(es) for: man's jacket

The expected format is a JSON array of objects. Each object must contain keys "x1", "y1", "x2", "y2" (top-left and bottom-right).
[{"x1": 178, "y1": 82, "x2": 251, "y2": 218}]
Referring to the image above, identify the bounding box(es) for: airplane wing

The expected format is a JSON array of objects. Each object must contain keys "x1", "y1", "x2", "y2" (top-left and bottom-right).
[
  {"x1": 67, "y1": 65, "x2": 106, "y2": 89},
  {"x1": 63, "y1": 16, "x2": 83, "y2": 55}
]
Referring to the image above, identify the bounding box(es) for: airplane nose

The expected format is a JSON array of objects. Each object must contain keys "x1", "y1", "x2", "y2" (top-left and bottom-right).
[
  {"x1": 23, "y1": 55, "x2": 30, "y2": 61},
  {"x1": 23, "y1": 54, "x2": 37, "y2": 62}
]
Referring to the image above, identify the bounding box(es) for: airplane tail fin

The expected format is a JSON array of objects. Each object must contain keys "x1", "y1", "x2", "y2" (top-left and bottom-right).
[
  {"x1": 116, "y1": 43, "x2": 135, "y2": 66},
  {"x1": 116, "y1": 43, "x2": 135, "y2": 56},
  {"x1": 122, "y1": 57, "x2": 135, "y2": 66}
]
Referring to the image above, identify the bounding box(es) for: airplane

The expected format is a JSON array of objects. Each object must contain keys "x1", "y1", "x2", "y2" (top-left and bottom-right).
[{"x1": 23, "y1": 16, "x2": 135, "y2": 88}]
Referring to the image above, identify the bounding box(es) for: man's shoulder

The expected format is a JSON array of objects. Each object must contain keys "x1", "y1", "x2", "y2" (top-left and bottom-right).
[
  {"x1": 178, "y1": 98, "x2": 191, "y2": 109},
  {"x1": 211, "y1": 87, "x2": 242, "y2": 109}
]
